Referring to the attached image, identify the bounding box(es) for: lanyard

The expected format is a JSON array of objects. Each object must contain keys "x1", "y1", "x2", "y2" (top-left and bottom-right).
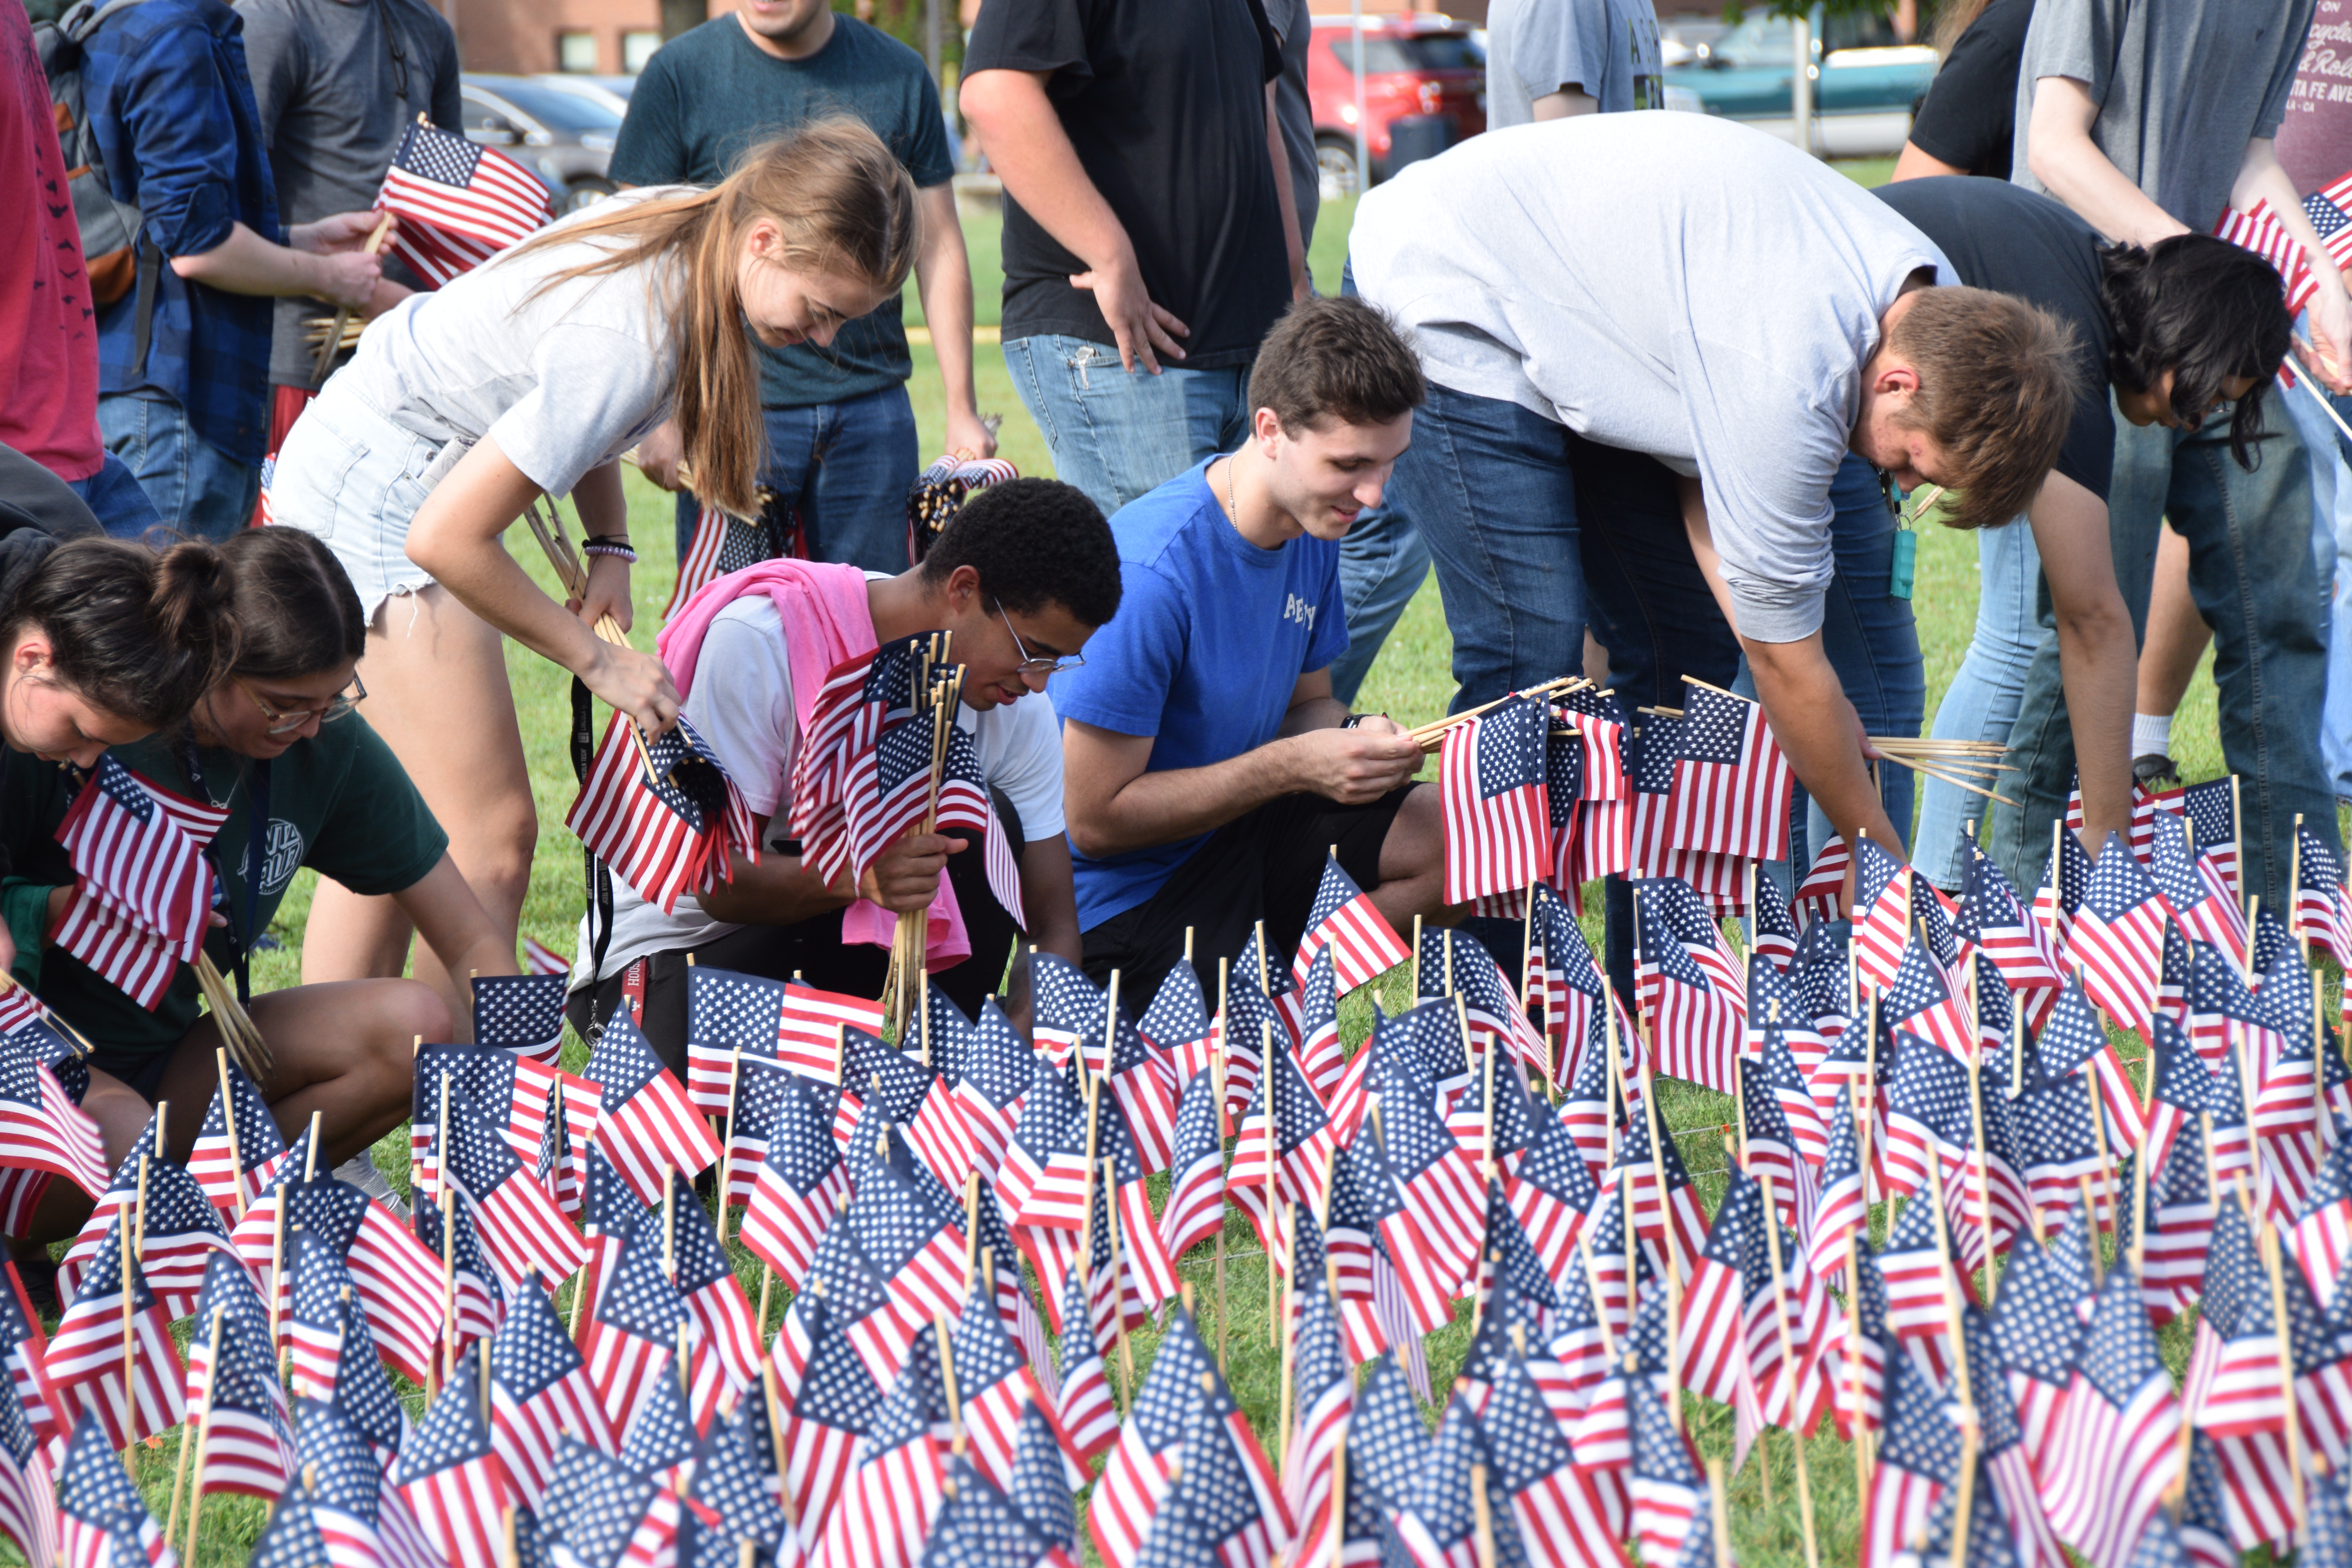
[{"x1": 181, "y1": 744, "x2": 270, "y2": 1006}]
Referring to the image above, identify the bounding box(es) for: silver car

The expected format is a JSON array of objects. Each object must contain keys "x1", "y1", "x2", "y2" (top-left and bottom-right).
[{"x1": 460, "y1": 74, "x2": 622, "y2": 213}]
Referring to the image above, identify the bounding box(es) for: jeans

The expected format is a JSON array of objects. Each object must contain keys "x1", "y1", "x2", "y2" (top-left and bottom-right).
[
  {"x1": 65, "y1": 451, "x2": 163, "y2": 540},
  {"x1": 1987, "y1": 392, "x2": 2339, "y2": 913},
  {"x1": 1331, "y1": 501, "x2": 1430, "y2": 704},
  {"x1": 2279, "y1": 374, "x2": 2352, "y2": 799},
  {"x1": 97, "y1": 393, "x2": 260, "y2": 542},
  {"x1": 1001, "y1": 334, "x2": 1251, "y2": 519},
  {"x1": 1912, "y1": 516, "x2": 2042, "y2": 890},
  {"x1": 670, "y1": 385, "x2": 919, "y2": 574}
]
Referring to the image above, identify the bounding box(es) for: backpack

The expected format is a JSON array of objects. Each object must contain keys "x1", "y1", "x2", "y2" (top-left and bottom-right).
[{"x1": 34, "y1": 0, "x2": 163, "y2": 367}]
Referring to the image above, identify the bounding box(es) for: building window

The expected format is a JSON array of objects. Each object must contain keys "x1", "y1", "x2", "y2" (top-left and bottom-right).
[
  {"x1": 556, "y1": 30, "x2": 599, "y2": 72},
  {"x1": 622, "y1": 30, "x2": 662, "y2": 72}
]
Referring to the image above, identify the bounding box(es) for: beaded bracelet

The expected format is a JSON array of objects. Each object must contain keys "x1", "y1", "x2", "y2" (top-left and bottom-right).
[{"x1": 582, "y1": 542, "x2": 638, "y2": 564}]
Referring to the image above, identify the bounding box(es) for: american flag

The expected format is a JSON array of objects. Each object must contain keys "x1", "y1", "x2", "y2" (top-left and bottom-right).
[
  {"x1": 1293, "y1": 945, "x2": 1345, "y2": 1105},
  {"x1": 1874, "y1": 1179, "x2": 1965, "y2": 1354},
  {"x1": 440, "y1": 1078, "x2": 586, "y2": 1291},
  {"x1": 1527, "y1": 882, "x2": 1604, "y2": 1081},
  {"x1": 412, "y1": 1043, "x2": 570, "y2": 1196},
  {"x1": 1160, "y1": 1067, "x2": 1225, "y2": 1265},
  {"x1": 186, "y1": 1308, "x2": 295, "y2": 1502},
  {"x1": 1295, "y1": 855, "x2": 1409, "y2": 993},
  {"x1": 1860, "y1": 1343, "x2": 1962, "y2": 1568},
  {"x1": 188, "y1": 1054, "x2": 283, "y2": 1214},
  {"x1": 1028, "y1": 949, "x2": 1105, "y2": 1073},
  {"x1": 283, "y1": 1233, "x2": 350, "y2": 1401},
  {"x1": 1631, "y1": 877, "x2": 1745, "y2": 1093},
  {"x1": 2183, "y1": 1200, "x2": 2293, "y2": 1445},
  {"x1": 1677, "y1": 1168, "x2": 1764, "y2": 1403},
  {"x1": 1011, "y1": 1394, "x2": 1083, "y2": 1555},
  {"x1": 586, "y1": 1006, "x2": 721, "y2": 1203},
  {"x1": 847, "y1": 1145, "x2": 973, "y2": 1351},
  {"x1": 1283, "y1": 1277, "x2": 1352, "y2": 1568},
  {"x1": 0, "y1": 1274, "x2": 52, "y2": 1568},
  {"x1": 2293, "y1": 821, "x2": 2352, "y2": 966},
  {"x1": 1795, "y1": 836, "x2": 1852, "y2": 929},
  {"x1": 1624, "y1": 716, "x2": 1745, "y2": 909},
  {"x1": 2042, "y1": 1270, "x2": 2180, "y2": 1568},
  {"x1": 1991, "y1": 1223, "x2": 2091, "y2": 1484},
  {"x1": 655, "y1": 1173, "x2": 758, "y2": 1394},
  {"x1": 1089, "y1": 1307, "x2": 1216, "y2": 1568},
  {"x1": 769, "y1": 1295, "x2": 876, "y2": 1546},
  {"x1": 923, "y1": 1454, "x2": 1069, "y2": 1568},
  {"x1": 1049, "y1": 1261, "x2": 1117, "y2": 1465},
  {"x1": 49, "y1": 757, "x2": 229, "y2": 1006},
  {"x1": 1505, "y1": 1096, "x2": 1599, "y2": 1295},
  {"x1": 2071, "y1": 833, "x2": 2169, "y2": 1038},
  {"x1": 2178, "y1": 779, "x2": 2243, "y2": 908},
  {"x1": 1100, "y1": 996, "x2": 1178, "y2": 1177},
  {"x1": 1804, "y1": 1084, "x2": 1868, "y2": 1284},
  {"x1": 2147, "y1": 812, "x2": 2247, "y2": 965},
  {"x1": 2035, "y1": 976, "x2": 2149, "y2": 1158},
  {"x1": 474, "y1": 973, "x2": 567, "y2": 1067},
  {"x1": 579, "y1": 1205, "x2": 697, "y2": 1438},
  {"x1": 1547, "y1": 713, "x2": 1588, "y2": 897},
  {"x1": 791, "y1": 635, "x2": 926, "y2": 891},
  {"x1": 536, "y1": 1438, "x2": 673, "y2": 1568},
  {"x1": 1229, "y1": 1033, "x2": 1337, "y2": 1256},
  {"x1": 1628, "y1": 1369, "x2": 1706, "y2": 1568},
  {"x1": 56, "y1": 1412, "x2": 167, "y2": 1568},
  {"x1": 2033, "y1": 829, "x2": 2097, "y2": 956},
  {"x1": 250, "y1": 1472, "x2": 334, "y2": 1568},
  {"x1": 272, "y1": 1178, "x2": 449, "y2": 1389},
  {"x1": 1138, "y1": 960, "x2": 1214, "y2": 1090},
  {"x1": 2214, "y1": 196, "x2": 2321, "y2": 312},
  {"x1": 950, "y1": 1283, "x2": 1074, "y2": 1494},
  {"x1": 686, "y1": 1401, "x2": 792, "y2": 1556},
  {"x1": 1441, "y1": 694, "x2": 1554, "y2": 907},
  {"x1": 2143, "y1": 1013, "x2": 2214, "y2": 1181},
  {"x1": 1959, "y1": 842, "x2": 2065, "y2": 995},
  {"x1": 43, "y1": 1210, "x2": 184, "y2": 1448},
  {"x1": 568, "y1": 712, "x2": 759, "y2": 917},
  {"x1": 1334, "y1": 1354, "x2": 1432, "y2": 1559},
  {"x1": 1667, "y1": 683, "x2": 1792, "y2": 863},
  {"x1": 1611, "y1": 1109, "x2": 1710, "y2": 1285},
  {"x1": 1479, "y1": 1346, "x2": 1621, "y2": 1568},
  {"x1": 1879, "y1": 938, "x2": 1975, "y2": 1060},
  {"x1": 664, "y1": 505, "x2": 778, "y2": 621},
  {"x1": 998, "y1": 1055, "x2": 1092, "y2": 1244},
  {"x1": 2013, "y1": 1064, "x2": 2110, "y2": 1238},
  {"x1": 737, "y1": 1068, "x2": 849, "y2": 1292},
  {"x1": 949, "y1": 997, "x2": 1034, "y2": 1174},
  {"x1": 375, "y1": 118, "x2": 551, "y2": 287},
  {"x1": 615, "y1": 1337, "x2": 699, "y2": 1490},
  {"x1": 1152, "y1": 1347, "x2": 1289, "y2": 1568}
]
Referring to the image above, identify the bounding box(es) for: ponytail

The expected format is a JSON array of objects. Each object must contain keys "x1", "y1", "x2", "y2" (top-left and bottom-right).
[
  {"x1": 501, "y1": 118, "x2": 920, "y2": 519},
  {"x1": 1, "y1": 537, "x2": 240, "y2": 730}
]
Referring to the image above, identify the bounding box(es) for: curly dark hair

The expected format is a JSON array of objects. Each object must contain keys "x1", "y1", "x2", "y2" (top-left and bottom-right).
[
  {"x1": 2101, "y1": 234, "x2": 2291, "y2": 469},
  {"x1": 919, "y1": 477, "x2": 1122, "y2": 628}
]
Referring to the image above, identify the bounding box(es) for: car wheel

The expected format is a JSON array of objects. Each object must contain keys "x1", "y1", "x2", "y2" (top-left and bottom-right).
[
  {"x1": 565, "y1": 177, "x2": 617, "y2": 214},
  {"x1": 1316, "y1": 136, "x2": 1363, "y2": 201}
]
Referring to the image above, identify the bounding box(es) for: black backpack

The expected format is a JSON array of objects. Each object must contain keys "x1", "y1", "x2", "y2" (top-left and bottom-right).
[{"x1": 34, "y1": 0, "x2": 163, "y2": 372}]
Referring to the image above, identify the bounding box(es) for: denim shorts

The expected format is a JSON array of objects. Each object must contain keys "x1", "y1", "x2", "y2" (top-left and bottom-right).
[{"x1": 265, "y1": 386, "x2": 452, "y2": 623}]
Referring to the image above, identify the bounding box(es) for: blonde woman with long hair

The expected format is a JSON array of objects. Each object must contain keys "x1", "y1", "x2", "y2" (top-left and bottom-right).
[{"x1": 269, "y1": 119, "x2": 920, "y2": 1012}]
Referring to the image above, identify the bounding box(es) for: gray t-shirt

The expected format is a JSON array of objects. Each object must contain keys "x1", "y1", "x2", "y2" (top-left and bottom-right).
[
  {"x1": 336, "y1": 191, "x2": 681, "y2": 499},
  {"x1": 1349, "y1": 114, "x2": 1948, "y2": 644},
  {"x1": 238, "y1": 0, "x2": 463, "y2": 389},
  {"x1": 2008, "y1": 0, "x2": 2313, "y2": 234},
  {"x1": 1485, "y1": 0, "x2": 1664, "y2": 126},
  {"x1": 1269, "y1": 0, "x2": 1320, "y2": 250}
]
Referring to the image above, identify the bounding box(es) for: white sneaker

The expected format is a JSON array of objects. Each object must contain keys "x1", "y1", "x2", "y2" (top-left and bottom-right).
[{"x1": 334, "y1": 1153, "x2": 408, "y2": 1221}]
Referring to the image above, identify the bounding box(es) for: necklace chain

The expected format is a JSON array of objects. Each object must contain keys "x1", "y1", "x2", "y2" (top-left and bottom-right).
[{"x1": 1223, "y1": 449, "x2": 1240, "y2": 524}]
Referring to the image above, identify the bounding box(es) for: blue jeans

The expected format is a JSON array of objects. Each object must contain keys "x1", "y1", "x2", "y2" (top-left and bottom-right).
[
  {"x1": 1987, "y1": 392, "x2": 2339, "y2": 912},
  {"x1": 1331, "y1": 502, "x2": 1430, "y2": 704},
  {"x1": 97, "y1": 394, "x2": 260, "y2": 542},
  {"x1": 1912, "y1": 516, "x2": 2042, "y2": 890},
  {"x1": 1001, "y1": 334, "x2": 1251, "y2": 519},
  {"x1": 670, "y1": 385, "x2": 918, "y2": 574},
  {"x1": 2279, "y1": 374, "x2": 2352, "y2": 798},
  {"x1": 65, "y1": 450, "x2": 163, "y2": 540}
]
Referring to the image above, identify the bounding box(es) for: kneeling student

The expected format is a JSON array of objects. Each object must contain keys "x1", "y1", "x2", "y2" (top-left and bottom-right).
[
  {"x1": 563, "y1": 478, "x2": 1119, "y2": 1068},
  {"x1": 0, "y1": 528, "x2": 515, "y2": 1241},
  {"x1": 1055, "y1": 295, "x2": 1457, "y2": 1011}
]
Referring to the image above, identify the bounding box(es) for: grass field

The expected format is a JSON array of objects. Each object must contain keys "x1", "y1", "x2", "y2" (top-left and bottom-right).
[{"x1": 192, "y1": 160, "x2": 2258, "y2": 1567}]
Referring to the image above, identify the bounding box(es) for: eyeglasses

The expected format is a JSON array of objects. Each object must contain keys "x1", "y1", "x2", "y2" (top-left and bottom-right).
[
  {"x1": 993, "y1": 600, "x2": 1085, "y2": 676},
  {"x1": 243, "y1": 672, "x2": 366, "y2": 735}
]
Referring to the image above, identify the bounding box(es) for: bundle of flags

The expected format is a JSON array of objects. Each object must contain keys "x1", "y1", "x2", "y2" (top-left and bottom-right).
[
  {"x1": 565, "y1": 715, "x2": 760, "y2": 916},
  {"x1": 47, "y1": 759, "x2": 229, "y2": 1010}
]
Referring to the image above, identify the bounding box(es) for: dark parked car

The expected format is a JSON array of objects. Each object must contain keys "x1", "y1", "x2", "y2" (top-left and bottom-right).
[{"x1": 460, "y1": 74, "x2": 621, "y2": 213}]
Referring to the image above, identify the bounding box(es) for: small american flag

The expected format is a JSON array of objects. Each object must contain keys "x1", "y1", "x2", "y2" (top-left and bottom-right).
[
  {"x1": 2040, "y1": 1270, "x2": 2180, "y2": 1568},
  {"x1": 1138, "y1": 960, "x2": 1213, "y2": 1091},
  {"x1": 1482, "y1": 1346, "x2": 1621, "y2": 1568},
  {"x1": 1282, "y1": 1278, "x2": 1352, "y2": 1568},
  {"x1": 2214, "y1": 197, "x2": 2321, "y2": 312},
  {"x1": 664, "y1": 505, "x2": 778, "y2": 621},
  {"x1": 56, "y1": 1412, "x2": 168, "y2": 1568},
  {"x1": 1440, "y1": 694, "x2": 1553, "y2": 907},
  {"x1": 250, "y1": 1474, "x2": 334, "y2": 1568},
  {"x1": 1011, "y1": 1396, "x2": 1082, "y2": 1554},
  {"x1": 473, "y1": 974, "x2": 567, "y2": 1067},
  {"x1": 50, "y1": 758, "x2": 230, "y2": 1007},
  {"x1": 440, "y1": 1078, "x2": 586, "y2": 1291},
  {"x1": 2033, "y1": 829, "x2": 2096, "y2": 955},
  {"x1": 490, "y1": 1275, "x2": 616, "y2": 1509},
  {"x1": 578, "y1": 1207, "x2": 697, "y2": 1450},
  {"x1": 2292, "y1": 821, "x2": 2352, "y2": 967},
  {"x1": 2178, "y1": 779, "x2": 2242, "y2": 907},
  {"x1": 1089, "y1": 1308, "x2": 1215, "y2": 1568},
  {"x1": 1676, "y1": 1168, "x2": 1763, "y2": 1403},
  {"x1": 1050, "y1": 1261, "x2": 1117, "y2": 1465},
  {"x1": 1858, "y1": 1343, "x2": 1960, "y2": 1568},
  {"x1": 1631, "y1": 877, "x2": 1745, "y2": 1094},
  {"x1": 777, "y1": 1294, "x2": 884, "y2": 1548},
  {"x1": 586, "y1": 1006, "x2": 721, "y2": 1204},
  {"x1": 186, "y1": 1308, "x2": 295, "y2": 1502},
  {"x1": 925, "y1": 1454, "x2": 1069, "y2": 1568},
  {"x1": 737, "y1": 1066, "x2": 849, "y2": 1291},
  {"x1": 1804, "y1": 1085, "x2": 1867, "y2": 1283},
  {"x1": 1795, "y1": 836, "x2": 1852, "y2": 928},
  {"x1": 568, "y1": 711, "x2": 759, "y2": 917},
  {"x1": 536, "y1": 1438, "x2": 671, "y2": 1568},
  {"x1": 1668, "y1": 683, "x2": 1792, "y2": 864},
  {"x1": 44, "y1": 1209, "x2": 185, "y2": 1448},
  {"x1": 2071, "y1": 832, "x2": 2169, "y2": 1038},
  {"x1": 375, "y1": 118, "x2": 551, "y2": 287},
  {"x1": 1958, "y1": 841, "x2": 2065, "y2": 995},
  {"x1": 1629, "y1": 1370, "x2": 1706, "y2": 1568},
  {"x1": 1295, "y1": 855, "x2": 1409, "y2": 993},
  {"x1": 661, "y1": 1172, "x2": 759, "y2": 1394},
  {"x1": 2147, "y1": 811, "x2": 2246, "y2": 966},
  {"x1": 1159, "y1": 1067, "x2": 1225, "y2": 1264},
  {"x1": 189, "y1": 1054, "x2": 283, "y2": 1213}
]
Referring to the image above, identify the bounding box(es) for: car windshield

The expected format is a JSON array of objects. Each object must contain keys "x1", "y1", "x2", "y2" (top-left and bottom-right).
[
  {"x1": 1328, "y1": 32, "x2": 1481, "y2": 73},
  {"x1": 481, "y1": 80, "x2": 622, "y2": 132},
  {"x1": 1700, "y1": 14, "x2": 1796, "y2": 67}
]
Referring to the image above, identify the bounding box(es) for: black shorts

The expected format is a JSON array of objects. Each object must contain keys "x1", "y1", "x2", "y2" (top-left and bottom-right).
[
  {"x1": 85, "y1": 1044, "x2": 174, "y2": 1101},
  {"x1": 1081, "y1": 785, "x2": 1415, "y2": 1015}
]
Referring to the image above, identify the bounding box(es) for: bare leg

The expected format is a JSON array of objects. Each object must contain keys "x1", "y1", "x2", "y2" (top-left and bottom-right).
[
  {"x1": 301, "y1": 584, "x2": 535, "y2": 1030},
  {"x1": 1370, "y1": 782, "x2": 1461, "y2": 933},
  {"x1": 2138, "y1": 523, "x2": 2212, "y2": 719}
]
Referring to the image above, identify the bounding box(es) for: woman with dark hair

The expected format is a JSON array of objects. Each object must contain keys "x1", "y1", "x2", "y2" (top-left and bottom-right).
[
  {"x1": 1875, "y1": 176, "x2": 2291, "y2": 887},
  {"x1": 0, "y1": 527, "x2": 515, "y2": 1241}
]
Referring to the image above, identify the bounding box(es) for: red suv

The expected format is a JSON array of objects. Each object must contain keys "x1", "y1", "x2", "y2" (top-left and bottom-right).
[{"x1": 1306, "y1": 15, "x2": 1486, "y2": 196}]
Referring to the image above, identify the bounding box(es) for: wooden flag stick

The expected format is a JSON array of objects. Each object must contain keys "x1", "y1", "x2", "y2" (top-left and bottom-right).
[
  {"x1": 934, "y1": 1311, "x2": 964, "y2": 1455},
  {"x1": 181, "y1": 1365, "x2": 220, "y2": 1568},
  {"x1": 166, "y1": 1308, "x2": 223, "y2": 1545},
  {"x1": 1847, "y1": 1241, "x2": 1870, "y2": 1490},
  {"x1": 118, "y1": 1151, "x2": 148, "y2": 1439},
  {"x1": 1263, "y1": 1019, "x2": 1281, "y2": 1348},
  {"x1": 2263, "y1": 1221, "x2": 2308, "y2": 1533},
  {"x1": 1470, "y1": 1461, "x2": 1498, "y2": 1568},
  {"x1": 1213, "y1": 1014, "x2": 1229, "y2": 1374},
  {"x1": 1706, "y1": 1456, "x2": 1734, "y2": 1568},
  {"x1": 1325, "y1": 1429, "x2": 1349, "y2": 1568},
  {"x1": 1759, "y1": 1174, "x2": 1821, "y2": 1568},
  {"x1": 717, "y1": 1048, "x2": 744, "y2": 1242},
  {"x1": 1102, "y1": 1156, "x2": 1135, "y2": 1399},
  {"x1": 1277, "y1": 1199, "x2": 1297, "y2": 1478},
  {"x1": 963, "y1": 1171, "x2": 982, "y2": 1293},
  {"x1": 216, "y1": 1049, "x2": 247, "y2": 1218},
  {"x1": 311, "y1": 210, "x2": 394, "y2": 382}
]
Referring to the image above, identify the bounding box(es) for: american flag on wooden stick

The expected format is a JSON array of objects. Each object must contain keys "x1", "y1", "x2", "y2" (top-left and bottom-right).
[
  {"x1": 374, "y1": 119, "x2": 550, "y2": 287},
  {"x1": 584, "y1": 1005, "x2": 720, "y2": 1204},
  {"x1": 1668, "y1": 682, "x2": 1792, "y2": 863},
  {"x1": 1295, "y1": 853, "x2": 1409, "y2": 993},
  {"x1": 1440, "y1": 693, "x2": 1553, "y2": 908},
  {"x1": 566, "y1": 712, "x2": 758, "y2": 916},
  {"x1": 2214, "y1": 197, "x2": 2321, "y2": 312},
  {"x1": 49, "y1": 758, "x2": 229, "y2": 1007}
]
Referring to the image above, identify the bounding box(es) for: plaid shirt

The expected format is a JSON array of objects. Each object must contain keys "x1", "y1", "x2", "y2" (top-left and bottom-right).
[{"x1": 82, "y1": 0, "x2": 281, "y2": 465}]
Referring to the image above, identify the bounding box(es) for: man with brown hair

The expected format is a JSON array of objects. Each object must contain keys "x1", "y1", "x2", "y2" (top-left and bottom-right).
[
  {"x1": 1053, "y1": 296, "x2": 1452, "y2": 1006},
  {"x1": 1348, "y1": 112, "x2": 2080, "y2": 869}
]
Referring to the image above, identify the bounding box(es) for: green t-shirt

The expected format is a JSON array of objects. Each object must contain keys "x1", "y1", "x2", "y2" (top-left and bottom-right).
[
  {"x1": 609, "y1": 15, "x2": 955, "y2": 410},
  {"x1": 0, "y1": 720, "x2": 449, "y2": 1058}
]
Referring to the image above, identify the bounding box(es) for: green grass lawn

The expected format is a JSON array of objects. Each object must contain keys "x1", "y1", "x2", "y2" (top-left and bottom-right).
[{"x1": 197, "y1": 164, "x2": 2262, "y2": 1568}]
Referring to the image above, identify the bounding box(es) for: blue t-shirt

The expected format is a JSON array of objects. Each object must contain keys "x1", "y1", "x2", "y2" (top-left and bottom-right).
[{"x1": 1052, "y1": 460, "x2": 1348, "y2": 931}]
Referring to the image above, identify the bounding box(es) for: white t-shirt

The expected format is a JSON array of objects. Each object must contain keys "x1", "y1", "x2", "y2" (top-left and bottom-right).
[
  {"x1": 339, "y1": 190, "x2": 686, "y2": 499},
  {"x1": 573, "y1": 585, "x2": 1069, "y2": 984},
  {"x1": 1348, "y1": 114, "x2": 1950, "y2": 644}
]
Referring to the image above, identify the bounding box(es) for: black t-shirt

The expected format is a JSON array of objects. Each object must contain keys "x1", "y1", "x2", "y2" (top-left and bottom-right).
[
  {"x1": 1906, "y1": 0, "x2": 2034, "y2": 178},
  {"x1": 1875, "y1": 176, "x2": 2113, "y2": 501},
  {"x1": 963, "y1": 0, "x2": 1289, "y2": 368}
]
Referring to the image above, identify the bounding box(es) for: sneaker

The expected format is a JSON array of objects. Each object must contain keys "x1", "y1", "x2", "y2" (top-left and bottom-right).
[
  {"x1": 334, "y1": 1153, "x2": 408, "y2": 1221},
  {"x1": 2132, "y1": 753, "x2": 2181, "y2": 789}
]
